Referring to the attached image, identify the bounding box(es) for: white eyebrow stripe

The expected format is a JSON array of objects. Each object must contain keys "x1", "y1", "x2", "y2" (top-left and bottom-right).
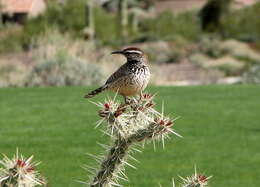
[{"x1": 125, "y1": 50, "x2": 142, "y2": 54}]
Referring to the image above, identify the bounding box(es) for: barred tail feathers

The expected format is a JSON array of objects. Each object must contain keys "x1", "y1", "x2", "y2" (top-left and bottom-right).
[{"x1": 84, "y1": 85, "x2": 108, "y2": 98}]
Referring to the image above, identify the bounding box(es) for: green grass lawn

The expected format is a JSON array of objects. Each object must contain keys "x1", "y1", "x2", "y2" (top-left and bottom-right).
[{"x1": 0, "y1": 85, "x2": 259, "y2": 187}]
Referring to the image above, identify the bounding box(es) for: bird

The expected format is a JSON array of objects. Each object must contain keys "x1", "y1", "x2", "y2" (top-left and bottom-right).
[{"x1": 84, "y1": 47, "x2": 150, "y2": 102}]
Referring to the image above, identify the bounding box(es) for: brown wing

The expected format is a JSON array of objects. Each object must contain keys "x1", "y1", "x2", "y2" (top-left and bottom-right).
[{"x1": 105, "y1": 63, "x2": 129, "y2": 85}]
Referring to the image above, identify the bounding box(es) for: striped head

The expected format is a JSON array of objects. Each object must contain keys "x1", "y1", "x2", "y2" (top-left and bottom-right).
[{"x1": 111, "y1": 47, "x2": 147, "y2": 63}]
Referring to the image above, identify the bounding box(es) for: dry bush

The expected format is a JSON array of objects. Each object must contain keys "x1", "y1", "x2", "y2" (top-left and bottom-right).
[
  {"x1": 25, "y1": 30, "x2": 120, "y2": 87},
  {"x1": 190, "y1": 54, "x2": 245, "y2": 76},
  {"x1": 0, "y1": 64, "x2": 29, "y2": 87},
  {"x1": 0, "y1": 30, "x2": 124, "y2": 87},
  {"x1": 197, "y1": 38, "x2": 260, "y2": 63},
  {"x1": 25, "y1": 53, "x2": 104, "y2": 87},
  {"x1": 243, "y1": 65, "x2": 260, "y2": 84},
  {"x1": 190, "y1": 38, "x2": 260, "y2": 76},
  {"x1": 220, "y1": 40, "x2": 260, "y2": 64},
  {"x1": 135, "y1": 37, "x2": 192, "y2": 64}
]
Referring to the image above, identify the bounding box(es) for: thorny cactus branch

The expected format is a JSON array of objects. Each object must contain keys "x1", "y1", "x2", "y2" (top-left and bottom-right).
[
  {"x1": 0, "y1": 150, "x2": 44, "y2": 187},
  {"x1": 91, "y1": 138, "x2": 131, "y2": 187},
  {"x1": 178, "y1": 167, "x2": 212, "y2": 187},
  {"x1": 91, "y1": 119, "x2": 175, "y2": 186},
  {"x1": 88, "y1": 93, "x2": 181, "y2": 186}
]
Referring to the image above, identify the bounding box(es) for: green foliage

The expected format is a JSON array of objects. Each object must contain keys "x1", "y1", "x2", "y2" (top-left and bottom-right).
[
  {"x1": 93, "y1": 7, "x2": 121, "y2": 46},
  {"x1": 198, "y1": 0, "x2": 232, "y2": 32},
  {"x1": 24, "y1": 0, "x2": 86, "y2": 38},
  {"x1": 223, "y1": 2, "x2": 260, "y2": 41},
  {"x1": 140, "y1": 11, "x2": 201, "y2": 41},
  {"x1": 0, "y1": 1, "x2": 260, "y2": 53},
  {"x1": 0, "y1": 0, "x2": 128, "y2": 52},
  {"x1": 139, "y1": 3, "x2": 260, "y2": 43},
  {"x1": 94, "y1": 7, "x2": 139, "y2": 46},
  {"x1": 0, "y1": 29, "x2": 24, "y2": 53}
]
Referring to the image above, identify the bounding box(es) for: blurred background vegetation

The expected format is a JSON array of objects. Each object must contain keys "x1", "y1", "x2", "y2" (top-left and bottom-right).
[{"x1": 0, "y1": 0, "x2": 260, "y2": 87}]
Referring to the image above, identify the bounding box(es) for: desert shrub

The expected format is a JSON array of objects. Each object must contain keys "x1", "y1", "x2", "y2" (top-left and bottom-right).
[
  {"x1": 29, "y1": 0, "x2": 125, "y2": 44},
  {"x1": 198, "y1": 37, "x2": 225, "y2": 58},
  {"x1": 29, "y1": 29, "x2": 97, "y2": 60},
  {"x1": 213, "y1": 56, "x2": 245, "y2": 76},
  {"x1": 0, "y1": 29, "x2": 124, "y2": 87},
  {"x1": 137, "y1": 41, "x2": 174, "y2": 63},
  {"x1": 0, "y1": 64, "x2": 16, "y2": 87},
  {"x1": 0, "y1": 0, "x2": 125, "y2": 53},
  {"x1": 0, "y1": 2, "x2": 67, "y2": 53},
  {"x1": 0, "y1": 27, "x2": 24, "y2": 53},
  {"x1": 243, "y1": 65, "x2": 260, "y2": 84},
  {"x1": 24, "y1": 0, "x2": 86, "y2": 38},
  {"x1": 219, "y1": 40, "x2": 260, "y2": 64},
  {"x1": 25, "y1": 52, "x2": 104, "y2": 87},
  {"x1": 0, "y1": 34, "x2": 22, "y2": 53},
  {"x1": 192, "y1": 37, "x2": 260, "y2": 76},
  {"x1": 189, "y1": 53, "x2": 211, "y2": 67},
  {"x1": 0, "y1": 64, "x2": 28, "y2": 87},
  {"x1": 197, "y1": 38, "x2": 260, "y2": 62},
  {"x1": 1, "y1": 1, "x2": 260, "y2": 54},
  {"x1": 223, "y1": 2, "x2": 260, "y2": 41},
  {"x1": 25, "y1": 30, "x2": 105, "y2": 87},
  {"x1": 140, "y1": 10, "x2": 201, "y2": 41},
  {"x1": 136, "y1": 39, "x2": 190, "y2": 64},
  {"x1": 94, "y1": 7, "x2": 132, "y2": 46},
  {"x1": 190, "y1": 53, "x2": 245, "y2": 76}
]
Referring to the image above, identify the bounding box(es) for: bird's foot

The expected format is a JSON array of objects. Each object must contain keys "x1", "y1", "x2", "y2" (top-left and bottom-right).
[{"x1": 123, "y1": 96, "x2": 131, "y2": 105}]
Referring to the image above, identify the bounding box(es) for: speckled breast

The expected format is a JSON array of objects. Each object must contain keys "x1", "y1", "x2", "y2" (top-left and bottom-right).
[{"x1": 110, "y1": 65, "x2": 150, "y2": 96}]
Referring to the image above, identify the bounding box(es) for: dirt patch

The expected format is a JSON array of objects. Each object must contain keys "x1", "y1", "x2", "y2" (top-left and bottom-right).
[
  {"x1": 0, "y1": 52, "x2": 33, "y2": 67},
  {"x1": 152, "y1": 61, "x2": 224, "y2": 85},
  {"x1": 155, "y1": 0, "x2": 207, "y2": 14}
]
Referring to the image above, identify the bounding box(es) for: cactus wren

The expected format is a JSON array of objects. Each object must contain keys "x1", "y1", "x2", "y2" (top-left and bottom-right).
[{"x1": 84, "y1": 47, "x2": 150, "y2": 101}]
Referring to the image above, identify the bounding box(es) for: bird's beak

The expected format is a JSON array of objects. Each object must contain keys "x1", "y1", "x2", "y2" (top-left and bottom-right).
[{"x1": 111, "y1": 50, "x2": 124, "y2": 55}]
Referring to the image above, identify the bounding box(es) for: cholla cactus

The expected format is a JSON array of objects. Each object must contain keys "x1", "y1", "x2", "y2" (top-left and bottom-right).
[
  {"x1": 84, "y1": 0, "x2": 95, "y2": 41},
  {"x1": 118, "y1": 0, "x2": 129, "y2": 41},
  {"x1": 0, "y1": 151, "x2": 44, "y2": 187},
  {"x1": 96, "y1": 93, "x2": 180, "y2": 140},
  {"x1": 179, "y1": 168, "x2": 211, "y2": 187},
  {"x1": 88, "y1": 93, "x2": 181, "y2": 186}
]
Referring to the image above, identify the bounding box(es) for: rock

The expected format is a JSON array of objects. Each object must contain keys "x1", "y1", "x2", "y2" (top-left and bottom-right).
[{"x1": 217, "y1": 76, "x2": 242, "y2": 84}]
